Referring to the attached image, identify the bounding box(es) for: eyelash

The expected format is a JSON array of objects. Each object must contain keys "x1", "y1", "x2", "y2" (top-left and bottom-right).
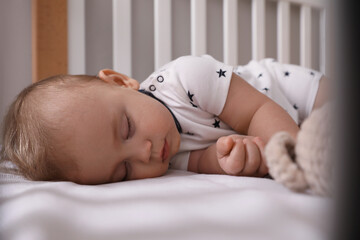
[{"x1": 126, "y1": 116, "x2": 132, "y2": 139}]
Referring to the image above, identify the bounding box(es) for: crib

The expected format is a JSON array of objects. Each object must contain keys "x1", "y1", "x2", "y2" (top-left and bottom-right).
[
  {"x1": 32, "y1": 0, "x2": 331, "y2": 82},
  {"x1": 1, "y1": 0, "x2": 333, "y2": 240}
]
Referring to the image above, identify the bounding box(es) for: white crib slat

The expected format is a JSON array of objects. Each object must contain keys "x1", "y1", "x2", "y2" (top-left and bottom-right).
[
  {"x1": 277, "y1": 1, "x2": 290, "y2": 64},
  {"x1": 300, "y1": 5, "x2": 311, "y2": 68},
  {"x1": 68, "y1": 0, "x2": 85, "y2": 74},
  {"x1": 191, "y1": 0, "x2": 207, "y2": 56},
  {"x1": 154, "y1": 0, "x2": 172, "y2": 70},
  {"x1": 112, "y1": 0, "x2": 132, "y2": 76},
  {"x1": 252, "y1": 0, "x2": 266, "y2": 60},
  {"x1": 319, "y1": 9, "x2": 326, "y2": 74},
  {"x1": 223, "y1": 0, "x2": 238, "y2": 65}
]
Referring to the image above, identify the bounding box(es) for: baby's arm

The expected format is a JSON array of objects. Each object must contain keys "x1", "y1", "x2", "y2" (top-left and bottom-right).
[
  {"x1": 221, "y1": 73, "x2": 299, "y2": 142},
  {"x1": 188, "y1": 73, "x2": 299, "y2": 176}
]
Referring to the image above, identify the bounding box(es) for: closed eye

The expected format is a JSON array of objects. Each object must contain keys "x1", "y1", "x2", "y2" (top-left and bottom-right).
[
  {"x1": 120, "y1": 114, "x2": 131, "y2": 140},
  {"x1": 126, "y1": 116, "x2": 131, "y2": 139}
]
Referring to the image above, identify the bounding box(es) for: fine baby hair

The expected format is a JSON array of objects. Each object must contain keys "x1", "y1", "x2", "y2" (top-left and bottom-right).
[{"x1": 0, "y1": 74, "x2": 102, "y2": 181}]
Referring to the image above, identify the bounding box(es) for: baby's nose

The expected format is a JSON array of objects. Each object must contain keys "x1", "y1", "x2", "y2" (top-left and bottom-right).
[{"x1": 136, "y1": 140, "x2": 151, "y2": 163}]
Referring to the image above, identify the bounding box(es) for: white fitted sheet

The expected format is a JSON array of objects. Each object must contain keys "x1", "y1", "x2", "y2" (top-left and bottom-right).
[{"x1": 0, "y1": 169, "x2": 333, "y2": 240}]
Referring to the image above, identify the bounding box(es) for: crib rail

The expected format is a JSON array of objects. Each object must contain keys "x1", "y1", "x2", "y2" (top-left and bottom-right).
[
  {"x1": 224, "y1": 0, "x2": 238, "y2": 65},
  {"x1": 113, "y1": 0, "x2": 132, "y2": 76},
  {"x1": 66, "y1": 0, "x2": 329, "y2": 78}
]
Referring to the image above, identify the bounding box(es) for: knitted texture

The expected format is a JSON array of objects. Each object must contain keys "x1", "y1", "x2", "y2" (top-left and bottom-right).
[
  {"x1": 265, "y1": 104, "x2": 332, "y2": 196},
  {"x1": 265, "y1": 132, "x2": 309, "y2": 191}
]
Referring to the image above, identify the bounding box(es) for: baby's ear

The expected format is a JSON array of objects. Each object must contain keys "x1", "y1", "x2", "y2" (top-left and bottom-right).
[{"x1": 98, "y1": 69, "x2": 140, "y2": 90}]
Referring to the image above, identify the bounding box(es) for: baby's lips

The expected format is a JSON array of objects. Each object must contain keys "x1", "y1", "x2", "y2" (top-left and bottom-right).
[{"x1": 161, "y1": 139, "x2": 169, "y2": 162}]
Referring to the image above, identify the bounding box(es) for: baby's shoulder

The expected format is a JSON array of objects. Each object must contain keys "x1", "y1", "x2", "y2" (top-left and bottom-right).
[
  {"x1": 172, "y1": 54, "x2": 218, "y2": 68},
  {"x1": 141, "y1": 54, "x2": 229, "y2": 93}
]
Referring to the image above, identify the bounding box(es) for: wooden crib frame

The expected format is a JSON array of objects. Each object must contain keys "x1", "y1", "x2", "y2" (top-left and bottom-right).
[
  {"x1": 31, "y1": 0, "x2": 330, "y2": 83},
  {"x1": 32, "y1": 0, "x2": 68, "y2": 83}
]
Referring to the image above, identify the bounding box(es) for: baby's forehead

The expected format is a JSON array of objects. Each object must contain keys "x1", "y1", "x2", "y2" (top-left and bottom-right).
[
  {"x1": 45, "y1": 80, "x2": 106, "y2": 100},
  {"x1": 37, "y1": 79, "x2": 121, "y2": 122},
  {"x1": 35, "y1": 88, "x2": 90, "y2": 122}
]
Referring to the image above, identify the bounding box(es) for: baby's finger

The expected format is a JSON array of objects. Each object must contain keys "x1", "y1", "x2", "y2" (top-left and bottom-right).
[
  {"x1": 252, "y1": 137, "x2": 269, "y2": 176},
  {"x1": 241, "y1": 139, "x2": 261, "y2": 176},
  {"x1": 222, "y1": 139, "x2": 246, "y2": 175},
  {"x1": 216, "y1": 136, "x2": 234, "y2": 159},
  {"x1": 252, "y1": 137, "x2": 265, "y2": 156}
]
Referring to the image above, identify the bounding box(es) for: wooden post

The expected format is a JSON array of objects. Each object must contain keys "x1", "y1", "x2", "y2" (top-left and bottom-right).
[{"x1": 32, "y1": 0, "x2": 68, "y2": 83}]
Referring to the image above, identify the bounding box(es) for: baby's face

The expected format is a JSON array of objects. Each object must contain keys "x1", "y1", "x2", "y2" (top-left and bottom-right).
[{"x1": 59, "y1": 83, "x2": 181, "y2": 184}]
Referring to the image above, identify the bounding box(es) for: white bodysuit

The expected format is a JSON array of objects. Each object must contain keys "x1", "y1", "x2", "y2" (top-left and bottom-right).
[{"x1": 139, "y1": 55, "x2": 323, "y2": 171}]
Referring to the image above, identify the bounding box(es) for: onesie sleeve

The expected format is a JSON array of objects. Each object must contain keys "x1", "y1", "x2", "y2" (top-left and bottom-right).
[{"x1": 174, "y1": 55, "x2": 234, "y2": 115}]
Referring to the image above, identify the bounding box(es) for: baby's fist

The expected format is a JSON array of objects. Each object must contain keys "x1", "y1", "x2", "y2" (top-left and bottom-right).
[
  {"x1": 216, "y1": 136, "x2": 246, "y2": 175},
  {"x1": 216, "y1": 135, "x2": 268, "y2": 177}
]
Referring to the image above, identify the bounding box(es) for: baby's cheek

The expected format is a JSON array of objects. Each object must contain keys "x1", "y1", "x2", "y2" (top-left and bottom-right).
[{"x1": 131, "y1": 164, "x2": 167, "y2": 180}]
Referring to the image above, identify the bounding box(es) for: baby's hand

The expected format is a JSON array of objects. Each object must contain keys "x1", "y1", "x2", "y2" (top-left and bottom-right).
[{"x1": 216, "y1": 135, "x2": 268, "y2": 177}]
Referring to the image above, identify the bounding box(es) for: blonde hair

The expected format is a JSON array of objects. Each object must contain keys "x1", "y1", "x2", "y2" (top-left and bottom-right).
[{"x1": 0, "y1": 74, "x2": 103, "y2": 181}]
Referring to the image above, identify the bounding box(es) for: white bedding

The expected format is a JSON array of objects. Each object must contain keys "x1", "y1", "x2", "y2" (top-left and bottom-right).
[{"x1": 0, "y1": 169, "x2": 333, "y2": 240}]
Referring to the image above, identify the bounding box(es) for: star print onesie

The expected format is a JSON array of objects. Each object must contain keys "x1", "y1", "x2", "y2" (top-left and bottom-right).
[{"x1": 140, "y1": 55, "x2": 323, "y2": 171}]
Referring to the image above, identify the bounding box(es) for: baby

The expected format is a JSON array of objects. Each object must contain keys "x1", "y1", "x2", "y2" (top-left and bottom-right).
[{"x1": 0, "y1": 55, "x2": 328, "y2": 184}]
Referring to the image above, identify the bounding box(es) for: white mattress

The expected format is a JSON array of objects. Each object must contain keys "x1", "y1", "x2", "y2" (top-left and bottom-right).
[{"x1": 0, "y1": 169, "x2": 333, "y2": 240}]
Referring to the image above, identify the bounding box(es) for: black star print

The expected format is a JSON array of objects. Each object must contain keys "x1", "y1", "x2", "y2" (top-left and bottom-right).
[
  {"x1": 293, "y1": 104, "x2": 298, "y2": 110},
  {"x1": 213, "y1": 119, "x2": 220, "y2": 128},
  {"x1": 216, "y1": 69, "x2": 226, "y2": 78},
  {"x1": 310, "y1": 71, "x2": 315, "y2": 76},
  {"x1": 190, "y1": 101, "x2": 198, "y2": 108},
  {"x1": 263, "y1": 87, "x2": 269, "y2": 92},
  {"x1": 187, "y1": 91, "x2": 194, "y2": 102},
  {"x1": 258, "y1": 73, "x2": 263, "y2": 78},
  {"x1": 284, "y1": 71, "x2": 290, "y2": 77},
  {"x1": 186, "y1": 131, "x2": 195, "y2": 136}
]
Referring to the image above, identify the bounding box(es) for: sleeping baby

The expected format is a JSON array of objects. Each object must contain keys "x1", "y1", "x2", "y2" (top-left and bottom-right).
[{"x1": 0, "y1": 55, "x2": 328, "y2": 184}]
